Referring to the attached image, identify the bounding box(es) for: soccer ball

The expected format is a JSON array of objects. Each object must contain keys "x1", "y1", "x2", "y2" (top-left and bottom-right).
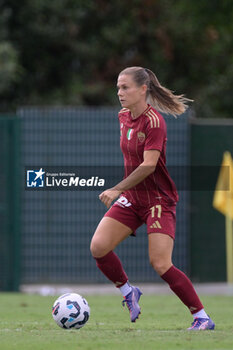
[{"x1": 52, "y1": 293, "x2": 90, "y2": 329}]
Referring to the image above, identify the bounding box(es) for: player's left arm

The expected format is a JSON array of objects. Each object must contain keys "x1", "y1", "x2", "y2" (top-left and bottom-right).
[{"x1": 99, "y1": 150, "x2": 160, "y2": 208}]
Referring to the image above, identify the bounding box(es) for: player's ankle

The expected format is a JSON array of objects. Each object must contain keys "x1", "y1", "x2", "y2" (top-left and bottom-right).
[
  {"x1": 192, "y1": 309, "x2": 209, "y2": 320},
  {"x1": 119, "y1": 282, "x2": 132, "y2": 297}
]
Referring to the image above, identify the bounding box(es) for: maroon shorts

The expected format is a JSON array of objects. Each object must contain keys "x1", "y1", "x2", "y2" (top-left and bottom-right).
[{"x1": 104, "y1": 195, "x2": 176, "y2": 239}]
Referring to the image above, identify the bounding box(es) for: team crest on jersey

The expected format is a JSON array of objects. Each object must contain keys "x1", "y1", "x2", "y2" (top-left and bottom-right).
[
  {"x1": 137, "y1": 131, "x2": 145, "y2": 143},
  {"x1": 127, "y1": 128, "x2": 133, "y2": 140}
]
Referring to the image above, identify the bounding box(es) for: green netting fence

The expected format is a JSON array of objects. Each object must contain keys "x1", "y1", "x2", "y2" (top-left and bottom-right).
[{"x1": 18, "y1": 107, "x2": 189, "y2": 284}]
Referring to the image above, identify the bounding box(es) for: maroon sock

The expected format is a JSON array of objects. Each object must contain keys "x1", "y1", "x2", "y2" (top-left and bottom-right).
[
  {"x1": 161, "y1": 265, "x2": 203, "y2": 314},
  {"x1": 95, "y1": 251, "x2": 128, "y2": 288}
]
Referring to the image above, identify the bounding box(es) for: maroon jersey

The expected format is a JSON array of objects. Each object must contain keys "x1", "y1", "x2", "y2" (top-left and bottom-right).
[{"x1": 119, "y1": 104, "x2": 178, "y2": 206}]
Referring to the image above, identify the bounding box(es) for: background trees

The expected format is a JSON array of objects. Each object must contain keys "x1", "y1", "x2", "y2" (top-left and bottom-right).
[{"x1": 0, "y1": 0, "x2": 232, "y2": 117}]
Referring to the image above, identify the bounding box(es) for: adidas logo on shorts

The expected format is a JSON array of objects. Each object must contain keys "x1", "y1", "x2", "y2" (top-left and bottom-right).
[{"x1": 150, "y1": 221, "x2": 162, "y2": 229}]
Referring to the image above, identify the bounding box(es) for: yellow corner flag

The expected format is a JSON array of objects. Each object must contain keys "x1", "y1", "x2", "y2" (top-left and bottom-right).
[
  {"x1": 213, "y1": 151, "x2": 233, "y2": 219},
  {"x1": 213, "y1": 151, "x2": 233, "y2": 283}
]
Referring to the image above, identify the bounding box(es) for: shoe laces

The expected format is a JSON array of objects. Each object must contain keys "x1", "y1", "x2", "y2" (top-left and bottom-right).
[
  {"x1": 191, "y1": 317, "x2": 208, "y2": 328},
  {"x1": 122, "y1": 293, "x2": 133, "y2": 311},
  {"x1": 191, "y1": 318, "x2": 200, "y2": 327}
]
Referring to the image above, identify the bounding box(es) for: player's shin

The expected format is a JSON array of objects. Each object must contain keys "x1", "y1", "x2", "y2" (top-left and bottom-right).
[
  {"x1": 161, "y1": 265, "x2": 204, "y2": 314},
  {"x1": 94, "y1": 251, "x2": 128, "y2": 287}
]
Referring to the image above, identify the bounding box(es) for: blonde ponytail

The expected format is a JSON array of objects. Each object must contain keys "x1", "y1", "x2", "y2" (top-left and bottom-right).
[{"x1": 145, "y1": 68, "x2": 192, "y2": 118}]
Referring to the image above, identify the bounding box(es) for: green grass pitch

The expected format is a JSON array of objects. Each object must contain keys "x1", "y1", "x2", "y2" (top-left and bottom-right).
[{"x1": 0, "y1": 292, "x2": 233, "y2": 350}]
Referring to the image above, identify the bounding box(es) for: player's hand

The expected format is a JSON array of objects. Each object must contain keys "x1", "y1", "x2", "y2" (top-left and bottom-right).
[{"x1": 99, "y1": 188, "x2": 122, "y2": 208}]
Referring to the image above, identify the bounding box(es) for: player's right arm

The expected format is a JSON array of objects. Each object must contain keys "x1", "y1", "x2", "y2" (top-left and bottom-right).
[{"x1": 99, "y1": 149, "x2": 160, "y2": 208}]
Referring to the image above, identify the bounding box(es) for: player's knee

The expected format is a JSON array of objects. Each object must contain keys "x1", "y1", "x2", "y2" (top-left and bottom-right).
[
  {"x1": 90, "y1": 237, "x2": 99, "y2": 257},
  {"x1": 90, "y1": 237, "x2": 106, "y2": 258},
  {"x1": 149, "y1": 257, "x2": 171, "y2": 276}
]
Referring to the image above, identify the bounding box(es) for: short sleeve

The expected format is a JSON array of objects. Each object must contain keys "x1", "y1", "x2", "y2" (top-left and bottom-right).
[{"x1": 144, "y1": 118, "x2": 166, "y2": 152}]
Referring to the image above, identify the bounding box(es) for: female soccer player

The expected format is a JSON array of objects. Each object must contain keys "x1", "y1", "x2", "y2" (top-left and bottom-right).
[{"x1": 90, "y1": 66, "x2": 215, "y2": 330}]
